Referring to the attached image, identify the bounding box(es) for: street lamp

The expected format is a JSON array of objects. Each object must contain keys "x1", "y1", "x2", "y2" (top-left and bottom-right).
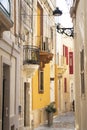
[
  {"x1": 53, "y1": 7, "x2": 62, "y2": 16},
  {"x1": 53, "y1": 8, "x2": 74, "y2": 38}
]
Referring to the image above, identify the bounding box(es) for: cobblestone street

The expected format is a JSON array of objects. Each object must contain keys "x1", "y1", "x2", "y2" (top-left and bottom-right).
[{"x1": 34, "y1": 112, "x2": 75, "y2": 130}]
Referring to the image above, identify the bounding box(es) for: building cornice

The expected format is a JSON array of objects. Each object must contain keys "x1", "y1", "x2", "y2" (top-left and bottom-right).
[{"x1": 70, "y1": 0, "x2": 80, "y2": 18}]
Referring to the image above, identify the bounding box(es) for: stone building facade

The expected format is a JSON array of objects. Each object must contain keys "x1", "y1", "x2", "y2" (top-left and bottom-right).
[
  {"x1": 0, "y1": 0, "x2": 56, "y2": 130},
  {"x1": 0, "y1": 1, "x2": 20, "y2": 130},
  {"x1": 55, "y1": 33, "x2": 74, "y2": 114},
  {"x1": 70, "y1": 0, "x2": 87, "y2": 130}
]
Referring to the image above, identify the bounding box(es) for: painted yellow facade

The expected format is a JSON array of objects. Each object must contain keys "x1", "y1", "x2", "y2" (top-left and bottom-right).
[
  {"x1": 55, "y1": 64, "x2": 59, "y2": 114},
  {"x1": 32, "y1": 64, "x2": 50, "y2": 110},
  {"x1": 30, "y1": 0, "x2": 56, "y2": 128}
]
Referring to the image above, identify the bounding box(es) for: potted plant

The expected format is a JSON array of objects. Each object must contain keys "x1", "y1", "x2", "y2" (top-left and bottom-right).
[{"x1": 45, "y1": 102, "x2": 56, "y2": 126}]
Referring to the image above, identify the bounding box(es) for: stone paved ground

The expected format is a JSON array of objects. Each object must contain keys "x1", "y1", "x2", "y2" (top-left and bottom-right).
[{"x1": 34, "y1": 111, "x2": 75, "y2": 130}]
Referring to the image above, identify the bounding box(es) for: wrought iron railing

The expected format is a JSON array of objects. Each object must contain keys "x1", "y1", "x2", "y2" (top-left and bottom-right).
[
  {"x1": 36, "y1": 36, "x2": 52, "y2": 52},
  {"x1": 23, "y1": 45, "x2": 40, "y2": 65},
  {"x1": 56, "y1": 53, "x2": 66, "y2": 66}
]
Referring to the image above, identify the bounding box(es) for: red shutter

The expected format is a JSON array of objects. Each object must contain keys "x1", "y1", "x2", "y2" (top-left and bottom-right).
[{"x1": 69, "y1": 52, "x2": 73, "y2": 74}]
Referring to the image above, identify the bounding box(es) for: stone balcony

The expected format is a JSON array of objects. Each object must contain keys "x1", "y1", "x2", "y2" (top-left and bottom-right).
[
  {"x1": 23, "y1": 45, "x2": 40, "y2": 76},
  {"x1": 36, "y1": 36, "x2": 53, "y2": 69},
  {"x1": 56, "y1": 54, "x2": 67, "y2": 77}
]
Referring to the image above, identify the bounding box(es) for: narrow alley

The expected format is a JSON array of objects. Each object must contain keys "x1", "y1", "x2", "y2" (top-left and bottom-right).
[
  {"x1": 34, "y1": 112, "x2": 75, "y2": 130},
  {"x1": 1, "y1": 0, "x2": 87, "y2": 130}
]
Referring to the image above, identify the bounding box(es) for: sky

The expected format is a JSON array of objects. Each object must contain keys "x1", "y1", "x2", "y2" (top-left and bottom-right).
[{"x1": 56, "y1": 0, "x2": 73, "y2": 28}]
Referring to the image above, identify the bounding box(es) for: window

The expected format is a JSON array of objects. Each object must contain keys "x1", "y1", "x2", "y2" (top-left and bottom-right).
[
  {"x1": 22, "y1": 0, "x2": 33, "y2": 31},
  {"x1": 64, "y1": 78, "x2": 67, "y2": 93},
  {"x1": 69, "y1": 52, "x2": 73, "y2": 74},
  {"x1": 37, "y1": 2, "x2": 43, "y2": 42},
  {"x1": 63, "y1": 45, "x2": 68, "y2": 65},
  {"x1": 80, "y1": 49, "x2": 85, "y2": 94},
  {"x1": 0, "y1": 0, "x2": 10, "y2": 15},
  {"x1": 51, "y1": 28, "x2": 53, "y2": 49},
  {"x1": 38, "y1": 70, "x2": 44, "y2": 93}
]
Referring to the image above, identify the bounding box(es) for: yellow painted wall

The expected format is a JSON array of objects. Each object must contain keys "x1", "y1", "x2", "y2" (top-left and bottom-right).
[
  {"x1": 32, "y1": 64, "x2": 50, "y2": 110},
  {"x1": 37, "y1": 3, "x2": 43, "y2": 47},
  {"x1": 55, "y1": 64, "x2": 58, "y2": 114}
]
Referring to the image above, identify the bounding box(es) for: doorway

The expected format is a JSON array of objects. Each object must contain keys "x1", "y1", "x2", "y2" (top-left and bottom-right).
[
  {"x1": 2, "y1": 63, "x2": 10, "y2": 130},
  {"x1": 58, "y1": 79, "x2": 61, "y2": 112},
  {"x1": 24, "y1": 82, "x2": 30, "y2": 127}
]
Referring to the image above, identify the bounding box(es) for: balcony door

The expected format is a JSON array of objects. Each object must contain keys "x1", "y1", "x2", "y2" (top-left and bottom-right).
[{"x1": 2, "y1": 64, "x2": 10, "y2": 130}]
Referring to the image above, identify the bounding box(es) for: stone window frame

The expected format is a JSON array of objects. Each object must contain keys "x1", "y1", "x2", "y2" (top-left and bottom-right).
[{"x1": 38, "y1": 70, "x2": 44, "y2": 93}]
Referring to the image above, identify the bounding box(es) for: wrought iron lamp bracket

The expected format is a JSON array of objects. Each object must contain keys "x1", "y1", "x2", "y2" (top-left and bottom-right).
[{"x1": 57, "y1": 25, "x2": 74, "y2": 37}]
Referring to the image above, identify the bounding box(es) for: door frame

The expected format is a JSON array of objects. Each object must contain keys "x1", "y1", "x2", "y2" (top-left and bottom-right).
[
  {"x1": 23, "y1": 78, "x2": 32, "y2": 129},
  {"x1": 1, "y1": 56, "x2": 11, "y2": 130}
]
